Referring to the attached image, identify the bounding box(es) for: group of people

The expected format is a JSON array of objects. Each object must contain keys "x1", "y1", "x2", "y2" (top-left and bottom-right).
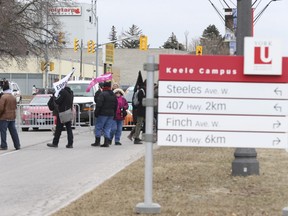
[
  {"x1": 46, "y1": 80, "x2": 136, "y2": 149},
  {"x1": 91, "y1": 82, "x2": 130, "y2": 147},
  {"x1": 0, "y1": 78, "x2": 147, "y2": 151}
]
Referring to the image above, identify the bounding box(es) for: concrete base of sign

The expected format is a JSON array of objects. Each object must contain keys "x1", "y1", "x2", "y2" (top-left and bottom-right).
[
  {"x1": 232, "y1": 148, "x2": 259, "y2": 176},
  {"x1": 282, "y1": 207, "x2": 288, "y2": 215},
  {"x1": 135, "y1": 203, "x2": 161, "y2": 214}
]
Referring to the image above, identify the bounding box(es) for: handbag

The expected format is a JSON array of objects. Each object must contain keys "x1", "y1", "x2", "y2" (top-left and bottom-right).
[
  {"x1": 121, "y1": 107, "x2": 127, "y2": 118},
  {"x1": 59, "y1": 109, "x2": 73, "y2": 123}
]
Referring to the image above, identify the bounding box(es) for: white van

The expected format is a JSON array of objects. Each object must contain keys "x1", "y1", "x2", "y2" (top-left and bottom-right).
[{"x1": 67, "y1": 80, "x2": 99, "y2": 125}]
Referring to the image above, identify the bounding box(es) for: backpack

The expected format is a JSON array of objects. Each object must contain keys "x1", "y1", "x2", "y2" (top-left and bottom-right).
[{"x1": 132, "y1": 88, "x2": 145, "y2": 107}]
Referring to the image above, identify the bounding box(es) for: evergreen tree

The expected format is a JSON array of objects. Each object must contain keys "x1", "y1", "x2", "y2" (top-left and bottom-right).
[
  {"x1": 120, "y1": 24, "x2": 142, "y2": 48},
  {"x1": 200, "y1": 24, "x2": 228, "y2": 55},
  {"x1": 109, "y1": 25, "x2": 119, "y2": 48},
  {"x1": 162, "y1": 32, "x2": 185, "y2": 50}
]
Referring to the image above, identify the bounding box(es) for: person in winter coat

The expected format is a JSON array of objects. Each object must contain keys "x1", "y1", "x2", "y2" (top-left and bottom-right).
[
  {"x1": 133, "y1": 80, "x2": 146, "y2": 144},
  {"x1": 47, "y1": 86, "x2": 74, "y2": 148},
  {"x1": 0, "y1": 80, "x2": 21, "y2": 150},
  {"x1": 91, "y1": 81, "x2": 117, "y2": 147},
  {"x1": 109, "y1": 88, "x2": 128, "y2": 145}
]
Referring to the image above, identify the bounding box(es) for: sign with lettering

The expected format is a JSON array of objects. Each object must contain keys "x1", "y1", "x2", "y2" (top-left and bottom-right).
[
  {"x1": 158, "y1": 97, "x2": 288, "y2": 116},
  {"x1": 244, "y1": 37, "x2": 282, "y2": 75},
  {"x1": 157, "y1": 131, "x2": 287, "y2": 149},
  {"x1": 158, "y1": 81, "x2": 288, "y2": 99},
  {"x1": 158, "y1": 114, "x2": 288, "y2": 132},
  {"x1": 157, "y1": 54, "x2": 288, "y2": 149},
  {"x1": 159, "y1": 55, "x2": 288, "y2": 82},
  {"x1": 49, "y1": 7, "x2": 82, "y2": 16}
]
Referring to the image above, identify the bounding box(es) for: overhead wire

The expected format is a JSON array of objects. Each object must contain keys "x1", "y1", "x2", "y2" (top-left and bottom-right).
[
  {"x1": 227, "y1": 0, "x2": 236, "y2": 7},
  {"x1": 208, "y1": 0, "x2": 225, "y2": 24},
  {"x1": 222, "y1": 0, "x2": 231, "y2": 8},
  {"x1": 218, "y1": 0, "x2": 225, "y2": 8}
]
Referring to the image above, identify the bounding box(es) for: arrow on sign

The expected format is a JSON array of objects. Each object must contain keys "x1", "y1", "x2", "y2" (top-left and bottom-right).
[
  {"x1": 274, "y1": 88, "x2": 282, "y2": 96},
  {"x1": 272, "y1": 137, "x2": 281, "y2": 146},
  {"x1": 274, "y1": 104, "x2": 282, "y2": 112},
  {"x1": 273, "y1": 120, "x2": 281, "y2": 129}
]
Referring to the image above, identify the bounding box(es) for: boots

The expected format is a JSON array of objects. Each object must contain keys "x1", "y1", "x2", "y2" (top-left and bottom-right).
[
  {"x1": 100, "y1": 137, "x2": 110, "y2": 147},
  {"x1": 127, "y1": 133, "x2": 133, "y2": 141},
  {"x1": 109, "y1": 136, "x2": 113, "y2": 145},
  {"x1": 91, "y1": 137, "x2": 100, "y2": 147},
  {"x1": 134, "y1": 138, "x2": 143, "y2": 144}
]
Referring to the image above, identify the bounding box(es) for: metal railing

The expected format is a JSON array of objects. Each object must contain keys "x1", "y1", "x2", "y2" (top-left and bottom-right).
[{"x1": 16, "y1": 103, "x2": 81, "y2": 132}]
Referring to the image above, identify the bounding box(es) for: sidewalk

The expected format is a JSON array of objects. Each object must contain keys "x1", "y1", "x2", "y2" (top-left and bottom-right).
[{"x1": 0, "y1": 127, "x2": 148, "y2": 216}]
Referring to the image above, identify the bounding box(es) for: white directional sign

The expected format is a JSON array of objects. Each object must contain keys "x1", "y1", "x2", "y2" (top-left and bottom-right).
[
  {"x1": 158, "y1": 98, "x2": 288, "y2": 116},
  {"x1": 158, "y1": 130, "x2": 288, "y2": 149},
  {"x1": 158, "y1": 55, "x2": 288, "y2": 150},
  {"x1": 158, "y1": 114, "x2": 288, "y2": 132},
  {"x1": 159, "y1": 81, "x2": 288, "y2": 99}
]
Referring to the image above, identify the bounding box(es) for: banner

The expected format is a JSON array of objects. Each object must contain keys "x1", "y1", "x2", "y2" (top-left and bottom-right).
[
  {"x1": 86, "y1": 73, "x2": 112, "y2": 92},
  {"x1": 53, "y1": 68, "x2": 75, "y2": 97}
]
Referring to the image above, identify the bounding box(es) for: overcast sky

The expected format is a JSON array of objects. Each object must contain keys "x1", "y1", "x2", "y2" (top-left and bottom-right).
[{"x1": 76, "y1": 0, "x2": 288, "y2": 56}]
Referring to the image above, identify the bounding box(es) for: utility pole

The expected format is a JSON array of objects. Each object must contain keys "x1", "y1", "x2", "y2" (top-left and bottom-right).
[
  {"x1": 44, "y1": 1, "x2": 49, "y2": 89},
  {"x1": 232, "y1": 0, "x2": 259, "y2": 176},
  {"x1": 80, "y1": 39, "x2": 83, "y2": 79},
  {"x1": 89, "y1": 0, "x2": 99, "y2": 77}
]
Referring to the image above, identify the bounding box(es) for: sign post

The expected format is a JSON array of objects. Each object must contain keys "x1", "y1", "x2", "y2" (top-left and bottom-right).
[
  {"x1": 158, "y1": 54, "x2": 288, "y2": 173},
  {"x1": 135, "y1": 56, "x2": 161, "y2": 214}
]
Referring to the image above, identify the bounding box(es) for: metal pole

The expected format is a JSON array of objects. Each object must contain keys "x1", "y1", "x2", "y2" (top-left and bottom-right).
[
  {"x1": 95, "y1": 0, "x2": 99, "y2": 78},
  {"x1": 135, "y1": 55, "x2": 161, "y2": 214},
  {"x1": 232, "y1": 0, "x2": 259, "y2": 176},
  {"x1": 80, "y1": 39, "x2": 83, "y2": 80},
  {"x1": 44, "y1": 1, "x2": 49, "y2": 88}
]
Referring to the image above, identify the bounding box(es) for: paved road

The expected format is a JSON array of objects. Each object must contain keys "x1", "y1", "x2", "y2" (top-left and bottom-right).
[{"x1": 0, "y1": 127, "x2": 145, "y2": 216}]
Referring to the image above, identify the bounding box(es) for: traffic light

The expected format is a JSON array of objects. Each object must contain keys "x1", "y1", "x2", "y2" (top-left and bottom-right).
[
  {"x1": 74, "y1": 38, "x2": 79, "y2": 52},
  {"x1": 50, "y1": 62, "x2": 54, "y2": 71},
  {"x1": 196, "y1": 45, "x2": 203, "y2": 56},
  {"x1": 87, "y1": 40, "x2": 96, "y2": 53},
  {"x1": 91, "y1": 41, "x2": 96, "y2": 53},
  {"x1": 87, "y1": 40, "x2": 92, "y2": 53},
  {"x1": 58, "y1": 32, "x2": 64, "y2": 45},
  {"x1": 139, "y1": 35, "x2": 148, "y2": 51},
  {"x1": 41, "y1": 61, "x2": 48, "y2": 71}
]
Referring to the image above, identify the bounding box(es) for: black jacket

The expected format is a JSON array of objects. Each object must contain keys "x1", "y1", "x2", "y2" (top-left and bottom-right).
[
  {"x1": 55, "y1": 87, "x2": 74, "y2": 112},
  {"x1": 94, "y1": 89, "x2": 117, "y2": 117},
  {"x1": 136, "y1": 87, "x2": 146, "y2": 117},
  {"x1": 47, "y1": 96, "x2": 59, "y2": 116}
]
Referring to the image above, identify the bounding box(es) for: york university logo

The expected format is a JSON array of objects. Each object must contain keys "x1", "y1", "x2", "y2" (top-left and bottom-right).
[{"x1": 254, "y1": 46, "x2": 272, "y2": 64}]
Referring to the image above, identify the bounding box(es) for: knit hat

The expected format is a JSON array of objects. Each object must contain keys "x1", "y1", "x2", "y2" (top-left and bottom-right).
[
  {"x1": 103, "y1": 81, "x2": 111, "y2": 87},
  {"x1": 113, "y1": 88, "x2": 125, "y2": 95}
]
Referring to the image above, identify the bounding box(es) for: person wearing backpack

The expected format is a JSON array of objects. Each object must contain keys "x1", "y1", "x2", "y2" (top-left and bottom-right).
[
  {"x1": 132, "y1": 80, "x2": 146, "y2": 144},
  {"x1": 109, "y1": 88, "x2": 128, "y2": 145}
]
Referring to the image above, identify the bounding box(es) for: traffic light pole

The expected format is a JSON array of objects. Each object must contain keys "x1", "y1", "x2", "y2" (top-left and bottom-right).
[
  {"x1": 44, "y1": 2, "x2": 49, "y2": 89},
  {"x1": 232, "y1": 0, "x2": 259, "y2": 176},
  {"x1": 80, "y1": 39, "x2": 83, "y2": 80}
]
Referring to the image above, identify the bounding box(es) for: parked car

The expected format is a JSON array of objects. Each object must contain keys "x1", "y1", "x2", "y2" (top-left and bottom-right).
[
  {"x1": 21, "y1": 94, "x2": 55, "y2": 131},
  {"x1": 0, "y1": 80, "x2": 22, "y2": 103},
  {"x1": 67, "y1": 80, "x2": 99, "y2": 125},
  {"x1": 123, "y1": 86, "x2": 135, "y2": 130}
]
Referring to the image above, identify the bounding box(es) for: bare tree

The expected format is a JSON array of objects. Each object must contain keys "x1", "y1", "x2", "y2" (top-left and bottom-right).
[
  {"x1": 189, "y1": 37, "x2": 201, "y2": 54},
  {"x1": 184, "y1": 31, "x2": 189, "y2": 51},
  {"x1": 0, "y1": 0, "x2": 68, "y2": 68}
]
